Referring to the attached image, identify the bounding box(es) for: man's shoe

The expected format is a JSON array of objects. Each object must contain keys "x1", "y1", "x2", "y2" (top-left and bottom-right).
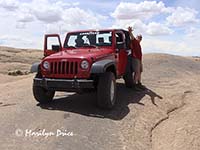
[
  {"x1": 132, "y1": 85, "x2": 143, "y2": 91},
  {"x1": 137, "y1": 83, "x2": 146, "y2": 90}
]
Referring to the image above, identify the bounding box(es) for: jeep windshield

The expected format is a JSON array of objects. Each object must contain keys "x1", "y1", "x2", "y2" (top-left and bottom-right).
[{"x1": 64, "y1": 31, "x2": 112, "y2": 48}]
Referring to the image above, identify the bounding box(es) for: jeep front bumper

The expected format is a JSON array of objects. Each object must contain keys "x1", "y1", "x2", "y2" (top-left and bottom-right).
[{"x1": 33, "y1": 78, "x2": 94, "y2": 91}]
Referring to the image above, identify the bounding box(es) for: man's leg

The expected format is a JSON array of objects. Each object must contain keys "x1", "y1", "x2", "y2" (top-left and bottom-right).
[
  {"x1": 132, "y1": 59, "x2": 143, "y2": 91},
  {"x1": 135, "y1": 59, "x2": 141, "y2": 83},
  {"x1": 132, "y1": 58, "x2": 138, "y2": 84},
  {"x1": 137, "y1": 61, "x2": 146, "y2": 90},
  {"x1": 124, "y1": 55, "x2": 135, "y2": 88},
  {"x1": 138, "y1": 60, "x2": 142, "y2": 83}
]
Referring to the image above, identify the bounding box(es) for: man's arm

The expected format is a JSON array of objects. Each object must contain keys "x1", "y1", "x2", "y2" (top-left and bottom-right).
[{"x1": 128, "y1": 26, "x2": 135, "y2": 40}]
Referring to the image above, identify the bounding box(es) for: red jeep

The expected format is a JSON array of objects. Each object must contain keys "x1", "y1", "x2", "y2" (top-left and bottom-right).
[{"x1": 31, "y1": 29, "x2": 134, "y2": 109}]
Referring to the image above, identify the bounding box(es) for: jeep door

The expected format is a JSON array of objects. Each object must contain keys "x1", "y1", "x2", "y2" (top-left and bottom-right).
[
  {"x1": 44, "y1": 34, "x2": 62, "y2": 57},
  {"x1": 115, "y1": 31, "x2": 127, "y2": 76}
]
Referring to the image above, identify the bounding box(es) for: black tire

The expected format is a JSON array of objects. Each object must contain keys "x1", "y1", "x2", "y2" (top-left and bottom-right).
[
  {"x1": 123, "y1": 73, "x2": 134, "y2": 88},
  {"x1": 97, "y1": 72, "x2": 116, "y2": 109},
  {"x1": 33, "y1": 86, "x2": 55, "y2": 104}
]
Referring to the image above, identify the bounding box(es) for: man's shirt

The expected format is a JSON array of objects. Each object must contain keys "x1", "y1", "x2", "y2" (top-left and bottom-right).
[{"x1": 131, "y1": 39, "x2": 142, "y2": 61}]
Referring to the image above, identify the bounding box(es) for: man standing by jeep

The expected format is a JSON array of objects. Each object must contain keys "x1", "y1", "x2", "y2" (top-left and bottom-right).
[{"x1": 128, "y1": 26, "x2": 145, "y2": 91}]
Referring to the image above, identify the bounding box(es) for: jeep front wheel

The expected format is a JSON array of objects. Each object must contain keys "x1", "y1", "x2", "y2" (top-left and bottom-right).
[
  {"x1": 33, "y1": 86, "x2": 55, "y2": 104},
  {"x1": 97, "y1": 72, "x2": 116, "y2": 109}
]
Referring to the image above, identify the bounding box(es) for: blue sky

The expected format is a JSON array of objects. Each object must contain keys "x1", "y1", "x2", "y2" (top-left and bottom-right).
[{"x1": 0, "y1": 0, "x2": 200, "y2": 56}]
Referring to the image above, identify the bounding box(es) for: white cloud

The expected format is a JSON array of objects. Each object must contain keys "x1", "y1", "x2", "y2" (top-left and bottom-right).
[
  {"x1": 111, "y1": 1, "x2": 172, "y2": 20},
  {"x1": 167, "y1": 7, "x2": 199, "y2": 26},
  {"x1": 0, "y1": 0, "x2": 107, "y2": 28},
  {"x1": 111, "y1": 1, "x2": 174, "y2": 36},
  {"x1": 185, "y1": 27, "x2": 200, "y2": 37},
  {"x1": 0, "y1": 0, "x2": 103, "y2": 26},
  {"x1": 55, "y1": 1, "x2": 80, "y2": 8},
  {"x1": 112, "y1": 19, "x2": 173, "y2": 36},
  {"x1": 63, "y1": 7, "x2": 106, "y2": 28},
  {"x1": 0, "y1": 0, "x2": 19, "y2": 11},
  {"x1": 146, "y1": 22, "x2": 173, "y2": 35},
  {"x1": 33, "y1": 9, "x2": 62, "y2": 23},
  {"x1": 27, "y1": 0, "x2": 63, "y2": 23},
  {"x1": 17, "y1": 13, "x2": 35, "y2": 23},
  {"x1": 112, "y1": 19, "x2": 145, "y2": 31},
  {"x1": 16, "y1": 22, "x2": 26, "y2": 29},
  {"x1": 44, "y1": 7, "x2": 107, "y2": 35}
]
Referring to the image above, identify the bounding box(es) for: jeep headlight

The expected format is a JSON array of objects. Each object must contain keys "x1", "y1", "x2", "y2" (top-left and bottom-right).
[
  {"x1": 43, "y1": 61, "x2": 50, "y2": 70},
  {"x1": 81, "y1": 60, "x2": 89, "y2": 69}
]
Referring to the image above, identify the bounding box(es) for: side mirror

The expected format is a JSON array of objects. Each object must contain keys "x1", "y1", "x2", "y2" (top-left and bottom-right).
[{"x1": 52, "y1": 45, "x2": 60, "y2": 51}]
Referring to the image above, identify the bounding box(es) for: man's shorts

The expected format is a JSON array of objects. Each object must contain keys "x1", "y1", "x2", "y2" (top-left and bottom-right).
[
  {"x1": 131, "y1": 58, "x2": 143, "y2": 73},
  {"x1": 125, "y1": 56, "x2": 143, "y2": 74}
]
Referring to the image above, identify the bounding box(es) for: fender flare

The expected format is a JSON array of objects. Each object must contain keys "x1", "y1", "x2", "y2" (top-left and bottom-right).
[
  {"x1": 90, "y1": 59, "x2": 116, "y2": 74},
  {"x1": 30, "y1": 62, "x2": 40, "y2": 73}
]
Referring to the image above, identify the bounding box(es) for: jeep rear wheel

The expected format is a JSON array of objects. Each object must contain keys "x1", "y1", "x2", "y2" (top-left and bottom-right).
[
  {"x1": 33, "y1": 86, "x2": 55, "y2": 104},
  {"x1": 97, "y1": 72, "x2": 116, "y2": 109}
]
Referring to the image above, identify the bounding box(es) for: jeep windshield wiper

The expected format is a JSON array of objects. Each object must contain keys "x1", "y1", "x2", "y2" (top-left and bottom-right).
[
  {"x1": 66, "y1": 46, "x2": 77, "y2": 49},
  {"x1": 83, "y1": 45, "x2": 98, "y2": 48}
]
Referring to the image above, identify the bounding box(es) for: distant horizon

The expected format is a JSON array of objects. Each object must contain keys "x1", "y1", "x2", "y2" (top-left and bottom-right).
[{"x1": 0, "y1": 0, "x2": 200, "y2": 56}]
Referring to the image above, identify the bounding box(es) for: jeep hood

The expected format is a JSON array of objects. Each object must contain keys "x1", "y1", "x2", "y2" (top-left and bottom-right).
[{"x1": 46, "y1": 48, "x2": 113, "y2": 60}]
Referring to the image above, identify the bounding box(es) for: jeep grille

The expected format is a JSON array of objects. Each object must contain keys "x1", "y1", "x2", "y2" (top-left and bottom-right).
[{"x1": 50, "y1": 61, "x2": 78, "y2": 75}]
